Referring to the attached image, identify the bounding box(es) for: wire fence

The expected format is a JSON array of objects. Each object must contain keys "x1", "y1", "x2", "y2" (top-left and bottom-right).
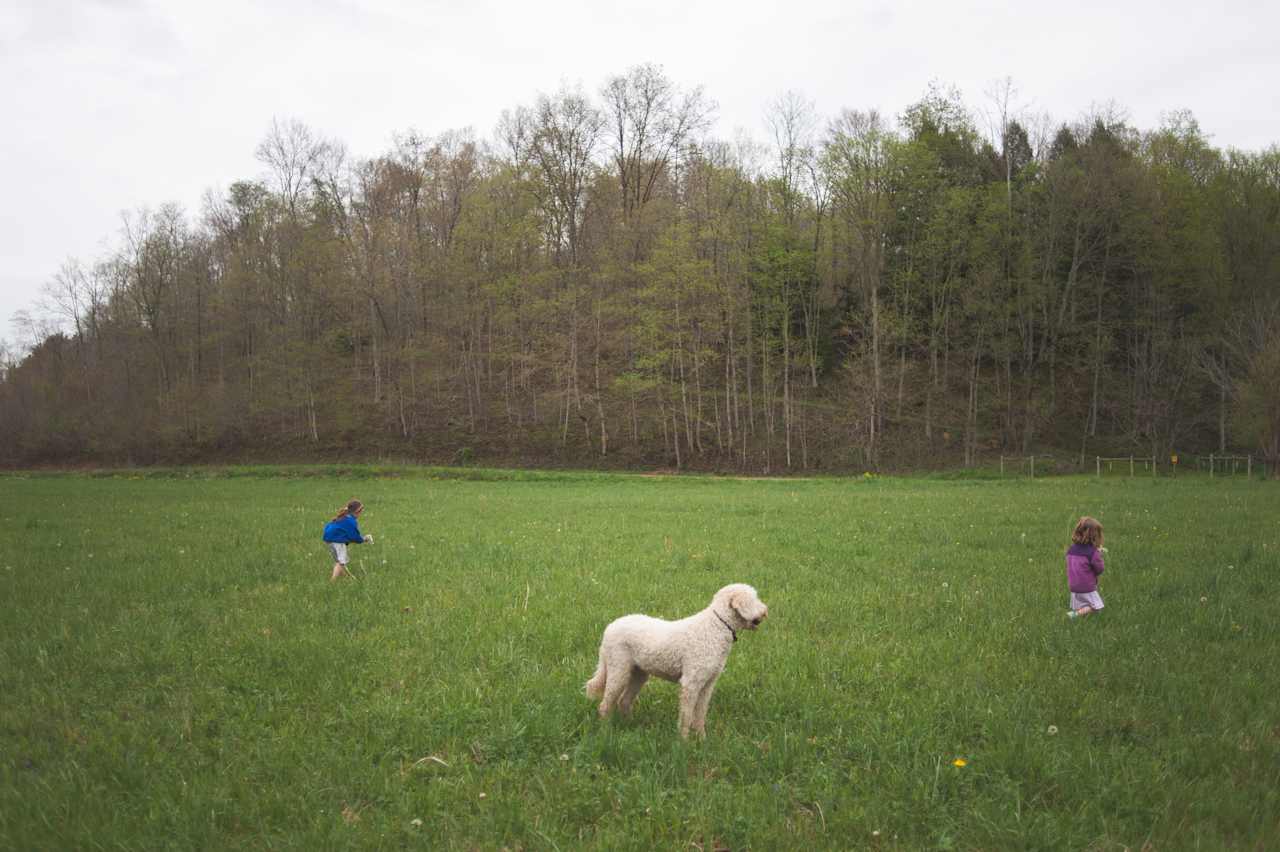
[
  {"x1": 1095, "y1": 456, "x2": 1158, "y2": 477},
  {"x1": 998, "y1": 455, "x2": 1063, "y2": 478},
  {"x1": 993, "y1": 453, "x2": 1270, "y2": 479},
  {"x1": 1187, "y1": 454, "x2": 1255, "y2": 477}
]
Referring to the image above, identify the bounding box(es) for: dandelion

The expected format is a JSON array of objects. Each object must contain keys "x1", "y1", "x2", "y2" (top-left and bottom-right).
[
  {"x1": 559, "y1": 753, "x2": 570, "y2": 761},
  {"x1": 1047, "y1": 725, "x2": 1058, "y2": 735},
  {"x1": 1199, "y1": 596, "x2": 1208, "y2": 604},
  {"x1": 952, "y1": 758, "x2": 967, "y2": 767},
  {"x1": 410, "y1": 818, "x2": 423, "y2": 828},
  {"x1": 942, "y1": 582, "x2": 949, "y2": 589},
  {"x1": 478, "y1": 792, "x2": 487, "y2": 799}
]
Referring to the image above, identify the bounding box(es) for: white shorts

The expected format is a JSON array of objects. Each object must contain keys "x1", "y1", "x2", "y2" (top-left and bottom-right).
[
  {"x1": 327, "y1": 542, "x2": 350, "y2": 565},
  {"x1": 1070, "y1": 590, "x2": 1104, "y2": 611}
]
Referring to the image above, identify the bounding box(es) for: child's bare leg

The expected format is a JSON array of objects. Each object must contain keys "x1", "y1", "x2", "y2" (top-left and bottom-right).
[
  {"x1": 1075, "y1": 605, "x2": 1094, "y2": 617},
  {"x1": 331, "y1": 562, "x2": 349, "y2": 581}
]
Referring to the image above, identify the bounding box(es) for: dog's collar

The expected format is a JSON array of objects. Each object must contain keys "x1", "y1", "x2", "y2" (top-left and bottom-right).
[{"x1": 713, "y1": 610, "x2": 737, "y2": 642}]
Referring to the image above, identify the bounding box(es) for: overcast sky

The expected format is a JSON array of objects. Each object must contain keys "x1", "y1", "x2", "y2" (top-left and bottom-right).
[{"x1": 3, "y1": 0, "x2": 1277, "y2": 350}]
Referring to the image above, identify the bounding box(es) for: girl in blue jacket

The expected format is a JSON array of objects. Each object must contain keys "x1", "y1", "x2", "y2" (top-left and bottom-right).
[{"x1": 323, "y1": 499, "x2": 373, "y2": 580}]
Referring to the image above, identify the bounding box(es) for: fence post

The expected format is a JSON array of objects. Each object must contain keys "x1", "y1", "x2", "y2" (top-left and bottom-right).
[
  {"x1": 1096, "y1": 456, "x2": 1101, "y2": 478},
  {"x1": 1248, "y1": 455, "x2": 1252, "y2": 479},
  {"x1": 1000, "y1": 455, "x2": 1004, "y2": 476},
  {"x1": 1130, "y1": 455, "x2": 1134, "y2": 477},
  {"x1": 1030, "y1": 455, "x2": 1035, "y2": 479},
  {"x1": 1210, "y1": 453, "x2": 1214, "y2": 478},
  {"x1": 1152, "y1": 456, "x2": 1156, "y2": 478}
]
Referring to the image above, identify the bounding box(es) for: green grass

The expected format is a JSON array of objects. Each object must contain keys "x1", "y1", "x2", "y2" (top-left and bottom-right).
[{"x1": 1, "y1": 470, "x2": 1278, "y2": 850}]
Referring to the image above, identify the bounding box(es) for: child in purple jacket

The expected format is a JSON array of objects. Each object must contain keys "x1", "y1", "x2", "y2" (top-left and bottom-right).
[{"x1": 1066, "y1": 516, "x2": 1105, "y2": 618}]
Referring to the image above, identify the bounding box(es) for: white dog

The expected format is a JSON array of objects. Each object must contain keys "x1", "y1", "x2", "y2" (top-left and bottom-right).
[{"x1": 584, "y1": 583, "x2": 768, "y2": 738}]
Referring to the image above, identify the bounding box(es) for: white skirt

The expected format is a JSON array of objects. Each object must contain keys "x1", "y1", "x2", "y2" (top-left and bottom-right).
[{"x1": 1070, "y1": 590, "x2": 1104, "y2": 611}]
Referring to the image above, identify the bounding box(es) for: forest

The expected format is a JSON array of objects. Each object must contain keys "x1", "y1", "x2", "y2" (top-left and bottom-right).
[{"x1": 3, "y1": 68, "x2": 1278, "y2": 473}]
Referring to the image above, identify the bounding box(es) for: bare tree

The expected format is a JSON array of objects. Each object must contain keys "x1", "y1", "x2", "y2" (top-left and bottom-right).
[
  {"x1": 824, "y1": 109, "x2": 893, "y2": 462},
  {"x1": 529, "y1": 85, "x2": 603, "y2": 268},
  {"x1": 40, "y1": 259, "x2": 105, "y2": 400},
  {"x1": 601, "y1": 63, "x2": 714, "y2": 220},
  {"x1": 121, "y1": 204, "x2": 188, "y2": 398},
  {"x1": 525, "y1": 85, "x2": 605, "y2": 444},
  {"x1": 256, "y1": 118, "x2": 331, "y2": 217},
  {"x1": 766, "y1": 91, "x2": 819, "y2": 222}
]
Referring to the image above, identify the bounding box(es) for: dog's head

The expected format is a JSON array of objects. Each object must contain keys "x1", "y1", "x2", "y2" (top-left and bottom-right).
[{"x1": 715, "y1": 583, "x2": 768, "y2": 630}]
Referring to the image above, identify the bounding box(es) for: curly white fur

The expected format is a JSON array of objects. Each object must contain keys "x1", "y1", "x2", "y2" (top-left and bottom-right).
[{"x1": 584, "y1": 583, "x2": 768, "y2": 738}]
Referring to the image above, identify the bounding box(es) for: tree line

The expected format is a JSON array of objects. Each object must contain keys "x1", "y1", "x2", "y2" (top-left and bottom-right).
[{"x1": 3, "y1": 68, "x2": 1279, "y2": 473}]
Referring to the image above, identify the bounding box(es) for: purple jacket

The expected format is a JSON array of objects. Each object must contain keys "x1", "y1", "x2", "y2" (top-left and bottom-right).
[{"x1": 1066, "y1": 543, "x2": 1105, "y2": 593}]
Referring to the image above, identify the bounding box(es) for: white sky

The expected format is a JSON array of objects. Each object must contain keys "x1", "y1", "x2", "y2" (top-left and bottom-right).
[{"x1": 3, "y1": 0, "x2": 1278, "y2": 349}]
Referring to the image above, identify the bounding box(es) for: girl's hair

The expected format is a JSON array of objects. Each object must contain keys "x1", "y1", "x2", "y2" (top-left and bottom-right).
[
  {"x1": 331, "y1": 499, "x2": 363, "y2": 523},
  {"x1": 1072, "y1": 516, "x2": 1104, "y2": 548}
]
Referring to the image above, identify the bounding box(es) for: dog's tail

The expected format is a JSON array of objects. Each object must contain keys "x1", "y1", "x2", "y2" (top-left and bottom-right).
[{"x1": 584, "y1": 651, "x2": 607, "y2": 698}]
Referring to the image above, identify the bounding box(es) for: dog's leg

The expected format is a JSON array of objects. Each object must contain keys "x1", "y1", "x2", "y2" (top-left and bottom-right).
[
  {"x1": 690, "y1": 677, "x2": 719, "y2": 737},
  {"x1": 618, "y1": 669, "x2": 648, "y2": 716},
  {"x1": 584, "y1": 653, "x2": 607, "y2": 698},
  {"x1": 599, "y1": 653, "x2": 632, "y2": 719},
  {"x1": 678, "y1": 678, "x2": 706, "y2": 738}
]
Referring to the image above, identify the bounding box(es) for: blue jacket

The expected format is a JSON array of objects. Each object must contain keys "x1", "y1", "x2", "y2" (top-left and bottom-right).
[{"x1": 323, "y1": 514, "x2": 366, "y2": 544}]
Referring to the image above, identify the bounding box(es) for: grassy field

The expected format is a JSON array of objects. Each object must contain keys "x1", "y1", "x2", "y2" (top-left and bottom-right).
[{"x1": 1, "y1": 468, "x2": 1277, "y2": 850}]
